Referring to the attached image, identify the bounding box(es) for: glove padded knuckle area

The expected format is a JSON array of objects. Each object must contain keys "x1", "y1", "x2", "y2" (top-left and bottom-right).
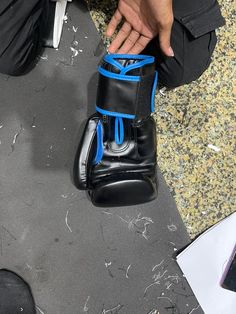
[{"x1": 89, "y1": 173, "x2": 158, "y2": 207}]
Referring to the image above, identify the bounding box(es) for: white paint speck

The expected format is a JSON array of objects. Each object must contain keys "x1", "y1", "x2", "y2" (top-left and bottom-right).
[
  {"x1": 144, "y1": 281, "x2": 160, "y2": 296},
  {"x1": 167, "y1": 224, "x2": 177, "y2": 232},
  {"x1": 105, "y1": 261, "x2": 112, "y2": 268},
  {"x1": 126, "y1": 264, "x2": 131, "y2": 278},
  {"x1": 36, "y1": 306, "x2": 45, "y2": 314},
  {"x1": 83, "y1": 296, "x2": 90, "y2": 312},
  {"x1": 147, "y1": 310, "x2": 159, "y2": 314},
  {"x1": 12, "y1": 133, "x2": 18, "y2": 144},
  {"x1": 72, "y1": 40, "x2": 79, "y2": 46},
  {"x1": 40, "y1": 55, "x2": 48, "y2": 61},
  {"x1": 157, "y1": 296, "x2": 174, "y2": 305},
  {"x1": 63, "y1": 14, "x2": 68, "y2": 23},
  {"x1": 164, "y1": 274, "x2": 180, "y2": 284},
  {"x1": 152, "y1": 259, "x2": 164, "y2": 271},
  {"x1": 189, "y1": 305, "x2": 200, "y2": 314},
  {"x1": 159, "y1": 87, "x2": 167, "y2": 96},
  {"x1": 70, "y1": 47, "x2": 79, "y2": 57},
  {"x1": 102, "y1": 304, "x2": 122, "y2": 314},
  {"x1": 102, "y1": 211, "x2": 113, "y2": 215},
  {"x1": 25, "y1": 263, "x2": 32, "y2": 271},
  {"x1": 165, "y1": 282, "x2": 173, "y2": 290},
  {"x1": 65, "y1": 210, "x2": 72, "y2": 233},
  {"x1": 207, "y1": 144, "x2": 221, "y2": 152},
  {"x1": 152, "y1": 270, "x2": 168, "y2": 281}
]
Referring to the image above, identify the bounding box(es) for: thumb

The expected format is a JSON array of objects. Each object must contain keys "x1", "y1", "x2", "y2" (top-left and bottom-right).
[{"x1": 158, "y1": 23, "x2": 174, "y2": 57}]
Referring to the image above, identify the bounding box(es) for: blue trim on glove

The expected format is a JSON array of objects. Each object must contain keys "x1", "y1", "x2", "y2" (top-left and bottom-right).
[
  {"x1": 120, "y1": 56, "x2": 155, "y2": 75},
  {"x1": 103, "y1": 54, "x2": 155, "y2": 75},
  {"x1": 93, "y1": 121, "x2": 104, "y2": 165},
  {"x1": 98, "y1": 66, "x2": 140, "y2": 82},
  {"x1": 151, "y1": 71, "x2": 158, "y2": 112},
  {"x1": 96, "y1": 106, "x2": 135, "y2": 120},
  {"x1": 103, "y1": 54, "x2": 124, "y2": 70},
  {"x1": 115, "y1": 117, "x2": 124, "y2": 145}
]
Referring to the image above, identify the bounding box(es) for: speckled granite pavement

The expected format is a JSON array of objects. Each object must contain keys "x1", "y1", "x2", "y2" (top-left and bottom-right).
[{"x1": 87, "y1": 0, "x2": 236, "y2": 238}]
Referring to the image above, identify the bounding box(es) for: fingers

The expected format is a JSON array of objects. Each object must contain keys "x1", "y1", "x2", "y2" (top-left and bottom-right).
[
  {"x1": 158, "y1": 19, "x2": 174, "y2": 56},
  {"x1": 106, "y1": 9, "x2": 122, "y2": 38},
  {"x1": 108, "y1": 21, "x2": 132, "y2": 53},
  {"x1": 107, "y1": 18, "x2": 174, "y2": 56},
  {"x1": 116, "y1": 30, "x2": 140, "y2": 53},
  {"x1": 128, "y1": 36, "x2": 151, "y2": 54},
  {"x1": 108, "y1": 29, "x2": 150, "y2": 55}
]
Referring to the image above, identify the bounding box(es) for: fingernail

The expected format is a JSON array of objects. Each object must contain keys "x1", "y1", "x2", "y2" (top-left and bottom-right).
[{"x1": 168, "y1": 47, "x2": 174, "y2": 57}]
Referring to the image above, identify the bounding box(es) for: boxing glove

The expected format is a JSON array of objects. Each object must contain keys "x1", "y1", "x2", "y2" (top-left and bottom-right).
[{"x1": 73, "y1": 54, "x2": 158, "y2": 207}]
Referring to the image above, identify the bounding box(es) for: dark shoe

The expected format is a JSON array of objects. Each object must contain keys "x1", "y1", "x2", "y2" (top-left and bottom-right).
[{"x1": 0, "y1": 269, "x2": 36, "y2": 314}]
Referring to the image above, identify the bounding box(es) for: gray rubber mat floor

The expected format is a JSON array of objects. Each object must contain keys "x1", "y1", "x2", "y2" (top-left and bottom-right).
[{"x1": 0, "y1": 2, "x2": 203, "y2": 314}]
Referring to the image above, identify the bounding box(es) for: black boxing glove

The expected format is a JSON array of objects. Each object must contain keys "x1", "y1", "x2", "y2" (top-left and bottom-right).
[{"x1": 73, "y1": 54, "x2": 158, "y2": 207}]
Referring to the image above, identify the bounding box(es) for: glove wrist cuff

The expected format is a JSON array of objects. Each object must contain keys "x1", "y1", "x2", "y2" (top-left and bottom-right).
[{"x1": 96, "y1": 54, "x2": 158, "y2": 120}]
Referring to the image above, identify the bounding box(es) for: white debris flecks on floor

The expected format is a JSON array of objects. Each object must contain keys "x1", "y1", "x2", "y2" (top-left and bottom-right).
[
  {"x1": 39, "y1": 55, "x2": 48, "y2": 61},
  {"x1": 83, "y1": 296, "x2": 90, "y2": 312}
]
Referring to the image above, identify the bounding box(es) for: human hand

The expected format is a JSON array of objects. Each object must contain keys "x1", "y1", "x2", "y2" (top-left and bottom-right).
[{"x1": 106, "y1": 0, "x2": 174, "y2": 56}]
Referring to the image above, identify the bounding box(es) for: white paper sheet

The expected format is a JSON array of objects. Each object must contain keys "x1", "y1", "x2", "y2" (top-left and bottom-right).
[{"x1": 177, "y1": 213, "x2": 236, "y2": 314}]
